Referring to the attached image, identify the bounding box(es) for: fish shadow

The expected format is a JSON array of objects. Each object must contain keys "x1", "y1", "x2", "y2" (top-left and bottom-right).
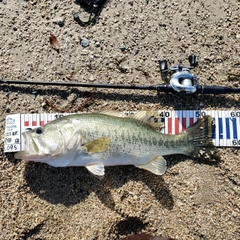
[
  {"x1": 23, "y1": 162, "x2": 174, "y2": 210},
  {"x1": 165, "y1": 153, "x2": 222, "y2": 169}
]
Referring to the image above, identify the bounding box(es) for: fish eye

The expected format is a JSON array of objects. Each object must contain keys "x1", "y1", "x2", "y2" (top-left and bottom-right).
[{"x1": 35, "y1": 127, "x2": 43, "y2": 134}]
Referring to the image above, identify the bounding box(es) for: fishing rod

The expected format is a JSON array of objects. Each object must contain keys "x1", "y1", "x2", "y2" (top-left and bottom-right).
[{"x1": 1, "y1": 55, "x2": 239, "y2": 94}]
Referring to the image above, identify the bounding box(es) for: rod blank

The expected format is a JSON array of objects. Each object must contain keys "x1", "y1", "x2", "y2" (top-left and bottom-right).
[{"x1": 1, "y1": 78, "x2": 240, "y2": 94}]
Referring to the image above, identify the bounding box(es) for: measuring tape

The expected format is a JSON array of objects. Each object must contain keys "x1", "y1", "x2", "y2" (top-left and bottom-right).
[{"x1": 4, "y1": 110, "x2": 240, "y2": 153}]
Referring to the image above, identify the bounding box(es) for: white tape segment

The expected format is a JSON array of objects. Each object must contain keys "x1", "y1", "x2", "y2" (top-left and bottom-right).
[{"x1": 4, "y1": 110, "x2": 240, "y2": 152}]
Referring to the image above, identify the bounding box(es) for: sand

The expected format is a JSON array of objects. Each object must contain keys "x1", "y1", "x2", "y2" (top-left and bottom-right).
[{"x1": 0, "y1": 0, "x2": 240, "y2": 239}]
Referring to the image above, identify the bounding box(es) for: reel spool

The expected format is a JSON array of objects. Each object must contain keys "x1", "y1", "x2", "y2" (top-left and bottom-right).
[{"x1": 159, "y1": 55, "x2": 199, "y2": 94}]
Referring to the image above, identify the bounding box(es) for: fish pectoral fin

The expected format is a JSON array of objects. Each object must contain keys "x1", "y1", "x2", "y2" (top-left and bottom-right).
[
  {"x1": 131, "y1": 111, "x2": 164, "y2": 131},
  {"x1": 83, "y1": 137, "x2": 111, "y2": 154},
  {"x1": 86, "y1": 163, "x2": 105, "y2": 177},
  {"x1": 136, "y1": 155, "x2": 167, "y2": 175}
]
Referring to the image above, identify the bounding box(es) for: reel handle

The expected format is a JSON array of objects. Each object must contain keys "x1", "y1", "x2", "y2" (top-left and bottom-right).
[
  {"x1": 159, "y1": 60, "x2": 168, "y2": 72},
  {"x1": 188, "y1": 55, "x2": 198, "y2": 68}
]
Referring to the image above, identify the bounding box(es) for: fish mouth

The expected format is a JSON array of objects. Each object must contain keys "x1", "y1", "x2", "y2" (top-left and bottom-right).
[
  {"x1": 14, "y1": 132, "x2": 53, "y2": 162},
  {"x1": 25, "y1": 132, "x2": 40, "y2": 152},
  {"x1": 14, "y1": 132, "x2": 41, "y2": 161}
]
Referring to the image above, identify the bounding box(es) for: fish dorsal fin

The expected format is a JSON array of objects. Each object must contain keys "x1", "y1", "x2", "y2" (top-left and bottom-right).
[
  {"x1": 131, "y1": 111, "x2": 164, "y2": 131},
  {"x1": 99, "y1": 110, "x2": 126, "y2": 118},
  {"x1": 100, "y1": 109, "x2": 164, "y2": 131},
  {"x1": 86, "y1": 163, "x2": 105, "y2": 176},
  {"x1": 135, "y1": 155, "x2": 167, "y2": 175},
  {"x1": 83, "y1": 137, "x2": 111, "y2": 154}
]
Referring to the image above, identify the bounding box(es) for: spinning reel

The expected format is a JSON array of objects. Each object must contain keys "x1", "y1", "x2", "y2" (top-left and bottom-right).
[{"x1": 159, "y1": 55, "x2": 199, "y2": 94}]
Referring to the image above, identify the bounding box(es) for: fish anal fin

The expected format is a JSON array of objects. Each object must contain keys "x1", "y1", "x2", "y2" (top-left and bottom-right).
[
  {"x1": 83, "y1": 137, "x2": 111, "y2": 154},
  {"x1": 131, "y1": 111, "x2": 164, "y2": 131},
  {"x1": 86, "y1": 163, "x2": 105, "y2": 177},
  {"x1": 136, "y1": 155, "x2": 167, "y2": 175}
]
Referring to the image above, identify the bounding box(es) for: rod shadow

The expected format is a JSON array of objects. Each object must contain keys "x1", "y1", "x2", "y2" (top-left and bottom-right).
[{"x1": 1, "y1": 84, "x2": 239, "y2": 109}]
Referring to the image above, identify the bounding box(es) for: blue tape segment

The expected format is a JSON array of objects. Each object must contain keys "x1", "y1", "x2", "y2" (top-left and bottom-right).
[
  {"x1": 212, "y1": 118, "x2": 216, "y2": 139},
  {"x1": 219, "y1": 118, "x2": 223, "y2": 139},
  {"x1": 232, "y1": 118, "x2": 237, "y2": 139},
  {"x1": 226, "y1": 118, "x2": 230, "y2": 139}
]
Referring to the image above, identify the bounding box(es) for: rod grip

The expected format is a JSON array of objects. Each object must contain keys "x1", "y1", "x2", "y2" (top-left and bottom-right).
[{"x1": 197, "y1": 85, "x2": 240, "y2": 94}]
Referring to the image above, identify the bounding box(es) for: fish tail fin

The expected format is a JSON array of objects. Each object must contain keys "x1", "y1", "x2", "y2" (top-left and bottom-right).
[{"x1": 185, "y1": 115, "x2": 216, "y2": 158}]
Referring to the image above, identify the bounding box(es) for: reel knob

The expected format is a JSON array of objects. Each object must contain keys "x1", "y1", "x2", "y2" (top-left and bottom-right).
[
  {"x1": 188, "y1": 55, "x2": 198, "y2": 68},
  {"x1": 159, "y1": 60, "x2": 168, "y2": 72}
]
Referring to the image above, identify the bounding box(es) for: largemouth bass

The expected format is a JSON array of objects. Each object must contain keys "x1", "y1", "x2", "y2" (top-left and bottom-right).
[{"x1": 14, "y1": 111, "x2": 215, "y2": 176}]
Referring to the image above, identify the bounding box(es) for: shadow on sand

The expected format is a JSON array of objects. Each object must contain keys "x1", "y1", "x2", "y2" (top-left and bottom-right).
[
  {"x1": 22, "y1": 162, "x2": 174, "y2": 210},
  {"x1": 1, "y1": 84, "x2": 239, "y2": 109},
  {"x1": 20, "y1": 153, "x2": 221, "y2": 209}
]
